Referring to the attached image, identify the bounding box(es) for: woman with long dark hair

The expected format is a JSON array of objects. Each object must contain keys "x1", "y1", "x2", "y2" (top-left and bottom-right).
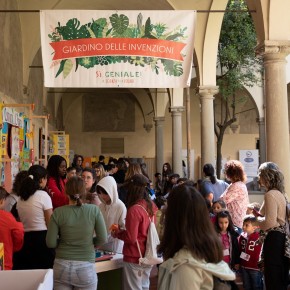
[
  {"x1": 253, "y1": 162, "x2": 289, "y2": 290},
  {"x1": 3, "y1": 170, "x2": 28, "y2": 212},
  {"x1": 200, "y1": 163, "x2": 229, "y2": 203},
  {"x1": 162, "y1": 162, "x2": 172, "y2": 196},
  {"x1": 112, "y1": 174, "x2": 158, "y2": 290},
  {"x1": 13, "y1": 165, "x2": 54, "y2": 269},
  {"x1": 71, "y1": 154, "x2": 84, "y2": 168},
  {"x1": 46, "y1": 155, "x2": 68, "y2": 209},
  {"x1": 158, "y1": 184, "x2": 235, "y2": 290},
  {"x1": 118, "y1": 162, "x2": 143, "y2": 205},
  {"x1": 81, "y1": 167, "x2": 101, "y2": 206}
]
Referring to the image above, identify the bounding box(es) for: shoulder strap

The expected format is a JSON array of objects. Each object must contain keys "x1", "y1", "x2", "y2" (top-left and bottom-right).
[{"x1": 134, "y1": 204, "x2": 153, "y2": 222}]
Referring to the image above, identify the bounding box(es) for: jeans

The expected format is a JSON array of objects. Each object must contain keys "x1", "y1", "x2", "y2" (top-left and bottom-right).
[
  {"x1": 241, "y1": 267, "x2": 263, "y2": 290},
  {"x1": 123, "y1": 261, "x2": 152, "y2": 290},
  {"x1": 53, "y1": 258, "x2": 97, "y2": 290}
]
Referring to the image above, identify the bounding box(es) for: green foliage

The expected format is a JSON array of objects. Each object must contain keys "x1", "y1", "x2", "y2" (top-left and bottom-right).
[
  {"x1": 49, "y1": 12, "x2": 189, "y2": 78},
  {"x1": 109, "y1": 14, "x2": 129, "y2": 35},
  {"x1": 215, "y1": 0, "x2": 262, "y2": 177},
  {"x1": 88, "y1": 18, "x2": 107, "y2": 38},
  {"x1": 162, "y1": 59, "x2": 183, "y2": 76},
  {"x1": 56, "y1": 19, "x2": 90, "y2": 40},
  {"x1": 217, "y1": 0, "x2": 262, "y2": 99},
  {"x1": 143, "y1": 17, "x2": 156, "y2": 39}
]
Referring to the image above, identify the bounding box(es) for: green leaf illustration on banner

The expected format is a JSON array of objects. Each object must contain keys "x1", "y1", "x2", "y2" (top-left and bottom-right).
[
  {"x1": 63, "y1": 59, "x2": 73, "y2": 78},
  {"x1": 88, "y1": 18, "x2": 107, "y2": 38},
  {"x1": 49, "y1": 12, "x2": 188, "y2": 78},
  {"x1": 55, "y1": 59, "x2": 66, "y2": 77},
  {"x1": 162, "y1": 59, "x2": 183, "y2": 76},
  {"x1": 143, "y1": 17, "x2": 156, "y2": 39},
  {"x1": 56, "y1": 18, "x2": 90, "y2": 40},
  {"x1": 109, "y1": 14, "x2": 129, "y2": 35}
]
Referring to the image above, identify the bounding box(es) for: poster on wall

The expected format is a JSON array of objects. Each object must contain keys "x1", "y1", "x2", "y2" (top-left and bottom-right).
[
  {"x1": 11, "y1": 127, "x2": 20, "y2": 182},
  {"x1": 239, "y1": 149, "x2": 259, "y2": 180},
  {"x1": 40, "y1": 10, "x2": 196, "y2": 88},
  {"x1": 49, "y1": 133, "x2": 70, "y2": 164},
  {"x1": 1, "y1": 107, "x2": 26, "y2": 190}
]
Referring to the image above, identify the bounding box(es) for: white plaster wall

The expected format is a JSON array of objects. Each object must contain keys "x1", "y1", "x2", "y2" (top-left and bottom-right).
[
  {"x1": 64, "y1": 96, "x2": 156, "y2": 159},
  {"x1": 287, "y1": 54, "x2": 290, "y2": 84}
]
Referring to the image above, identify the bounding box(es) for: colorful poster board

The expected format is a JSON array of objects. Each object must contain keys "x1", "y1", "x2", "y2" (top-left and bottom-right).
[
  {"x1": 40, "y1": 10, "x2": 196, "y2": 88},
  {"x1": 0, "y1": 107, "x2": 30, "y2": 190},
  {"x1": 49, "y1": 133, "x2": 70, "y2": 164}
]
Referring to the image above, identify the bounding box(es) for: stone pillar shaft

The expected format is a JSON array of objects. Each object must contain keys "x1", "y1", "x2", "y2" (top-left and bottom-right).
[
  {"x1": 198, "y1": 86, "x2": 219, "y2": 167},
  {"x1": 170, "y1": 107, "x2": 184, "y2": 176},
  {"x1": 154, "y1": 117, "x2": 165, "y2": 174},
  {"x1": 258, "y1": 41, "x2": 290, "y2": 194},
  {"x1": 256, "y1": 117, "x2": 266, "y2": 165}
]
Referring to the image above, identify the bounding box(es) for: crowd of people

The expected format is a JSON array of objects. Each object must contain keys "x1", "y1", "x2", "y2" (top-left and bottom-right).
[{"x1": 0, "y1": 154, "x2": 289, "y2": 290}]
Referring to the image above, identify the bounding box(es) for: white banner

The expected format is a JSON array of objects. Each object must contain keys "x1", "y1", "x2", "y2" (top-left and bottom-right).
[{"x1": 40, "y1": 10, "x2": 196, "y2": 88}]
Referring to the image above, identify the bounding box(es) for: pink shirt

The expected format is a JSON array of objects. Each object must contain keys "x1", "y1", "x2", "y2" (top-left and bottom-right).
[
  {"x1": 221, "y1": 181, "x2": 249, "y2": 228},
  {"x1": 220, "y1": 232, "x2": 230, "y2": 264}
]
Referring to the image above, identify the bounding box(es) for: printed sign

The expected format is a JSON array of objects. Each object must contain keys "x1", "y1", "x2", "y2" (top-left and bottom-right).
[
  {"x1": 2, "y1": 107, "x2": 24, "y2": 129},
  {"x1": 40, "y1": 10, "x2": 196, "y2": 88},
  {"x1": 239, "y1": 150, "x2": 259, "y2": 177}
]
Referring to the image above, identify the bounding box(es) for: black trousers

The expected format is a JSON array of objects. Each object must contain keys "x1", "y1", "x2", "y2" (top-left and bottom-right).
[
  {"x1": 263, "y1": 231, "x2": 289, "y2": 290},
  {"x1": 13, "y1": 230, "x2": 55, "y2": 270}
]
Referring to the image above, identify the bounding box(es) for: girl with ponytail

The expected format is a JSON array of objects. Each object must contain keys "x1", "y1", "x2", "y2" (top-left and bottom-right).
[
  {"x1": 46, "y1": 177, "x2": 107, "y2": 290},
  {"x1": 13, "y1": 165, "x2": 54, "y2": 269}
]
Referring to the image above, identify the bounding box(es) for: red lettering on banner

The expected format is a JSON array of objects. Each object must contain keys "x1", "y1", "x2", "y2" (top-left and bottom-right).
[{"x1": 50, "y1": 38, "x2": 186, "y2": 61}]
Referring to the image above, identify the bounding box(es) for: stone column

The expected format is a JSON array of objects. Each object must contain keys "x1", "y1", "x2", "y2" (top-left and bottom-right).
[
  {"x1": 198, "y1": 86, "x2": 219, "y2": 167},
  {"x1": 256, "y1": 117, "x2": 266, "y2": 165},
  {"x1": 153, "y1": 117, "x2": 165, "y2": 174},
  {"x1": 257, "y1": 41, "x2": 290, "y2": 194},
  {"x1": 170, "y1": 106, "x2": 185, "y2": 176}
]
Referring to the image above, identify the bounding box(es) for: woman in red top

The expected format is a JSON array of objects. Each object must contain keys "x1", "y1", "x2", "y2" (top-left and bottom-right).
[
  {"x1": 46, "y1": 155, "x2": 68, "y2": 209},
  {"x1": 112, "y1": 174, "x2": 158, "y2": 290}
]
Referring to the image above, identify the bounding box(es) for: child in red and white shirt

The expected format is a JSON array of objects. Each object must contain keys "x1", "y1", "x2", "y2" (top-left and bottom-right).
[{"x1": 239, "y1": 215, "x2": 263, "y2": 290}]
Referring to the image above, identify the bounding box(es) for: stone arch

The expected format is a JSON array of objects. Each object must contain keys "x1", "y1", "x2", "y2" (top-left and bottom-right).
[
  {"x1": 247, "y1": 0, "x2": 290, "y2": 42},
  {"x1": 129, "y1": 88, "x2": 154, "y2": 132},
  {"x1": 27, "y1": 49, "x2": 45, "y2": 115}
]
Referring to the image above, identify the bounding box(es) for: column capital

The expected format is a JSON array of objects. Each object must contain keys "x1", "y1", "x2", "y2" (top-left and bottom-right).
[
  {"x1": 153, "y1": 116, "x2": 165, "y2": 123},
  {"x1": 198, "y1": 86, "x2": 219, "y2": 98},
  {"x1": 256, "y1": 117, "x2": 265, "y2": 124},
  {"x1": 169, "y1": 106, "x2": 185, "y2": 114},
  {"x1": 256, "y1": 40, "x2": 290, "y2": 58}
]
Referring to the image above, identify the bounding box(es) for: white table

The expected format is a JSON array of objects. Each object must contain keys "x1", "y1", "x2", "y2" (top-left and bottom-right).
[
  {"x1": 95, "y1": 253, "x2": 123, "y2": 273},
  {"x1": 95, "y1": 254, "x2": 124, "y2": 290}
]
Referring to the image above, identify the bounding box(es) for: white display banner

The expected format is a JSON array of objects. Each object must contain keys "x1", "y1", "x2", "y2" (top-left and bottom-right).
[
  {"x1": 2, "y1": 107, "x2": 24, "y2": 128},
  {"x1": 40, "y1": 10, "x2": 196, "y2": 88},
  {"x1": 239, "y1": 150, "x2": 259, "y2": 177}
]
